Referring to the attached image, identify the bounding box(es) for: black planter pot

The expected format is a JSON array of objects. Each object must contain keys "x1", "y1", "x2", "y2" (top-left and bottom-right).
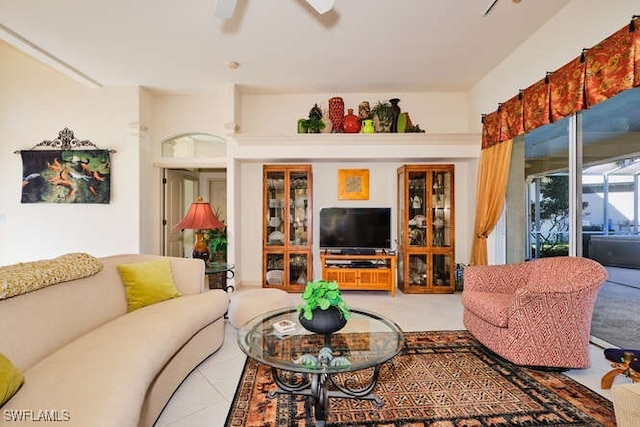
[{"x1": 299, "y1": 306, "x2": 347, "y2": 335}]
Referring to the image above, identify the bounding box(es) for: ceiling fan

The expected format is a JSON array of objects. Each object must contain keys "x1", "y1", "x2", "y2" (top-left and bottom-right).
[
  {"x1": 483, "y1": 0, "x2": 521, "y2": 17},
  {"x1": 214, "y1": 0, "x2": 335, "y2": 20}
]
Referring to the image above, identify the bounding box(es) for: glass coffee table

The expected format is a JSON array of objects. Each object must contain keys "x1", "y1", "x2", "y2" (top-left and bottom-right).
[{"x1": 237, "y1": 307, "x2": 405, "y2": 426}]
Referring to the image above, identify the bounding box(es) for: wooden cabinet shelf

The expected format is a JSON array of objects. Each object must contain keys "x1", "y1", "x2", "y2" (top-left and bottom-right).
[
  {"x1": 320, "y1": 254, "x2": 396, "y2": 296},
  {"x1": 397, "y1": 164, "x2": 455, "y2": 293}
]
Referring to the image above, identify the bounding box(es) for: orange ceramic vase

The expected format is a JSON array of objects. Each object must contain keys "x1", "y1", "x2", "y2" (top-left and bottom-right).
[{"x1": 343, "y1": 109, "x2": 361, "y2": 133}]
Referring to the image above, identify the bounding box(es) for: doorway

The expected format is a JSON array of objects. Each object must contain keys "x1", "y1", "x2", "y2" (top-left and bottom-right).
[{"x1": 162, "y1": 168, "x2": 227, "y2": 258}]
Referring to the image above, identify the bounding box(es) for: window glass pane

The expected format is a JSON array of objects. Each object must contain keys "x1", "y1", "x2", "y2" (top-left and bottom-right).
[
  {"x1": 161, "y1": 133, "x2": 227, "y2": 158},
  {"x1": 524, "y1": 118, "x2": 570, "y2": 258},
  {"x1": 581, "y1": 87, "x2": 640, "y2": 261}
]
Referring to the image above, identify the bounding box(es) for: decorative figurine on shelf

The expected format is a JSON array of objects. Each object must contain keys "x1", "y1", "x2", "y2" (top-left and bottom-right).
[
  {"x1": 309, "y1": 103, "x2": 322, "y2": 120},
  {"x1": 389, "y1": 98, "x2": 401, "y2": 133},
  {"x1": 343, "y1": 108, "x2": 361, "y2": 133},
  {"x1": 328, "y1": 97, "x2": 345, "y2": 133},
  {"x1": 433, "y1": 211, "x2": 445, "y2": 246},
  {"x1": 411, "y1": 194, "x2": 422, "y2": 209},
  {"x1": 358, "y1": 101, "x2": 371, "y2": 120},
  {"x1": 433, "y1": 173, "x2": 445, "y2": 205},
  {"x1": 321, "y1": 107, "x2": 333, "y2": 133},
  {"x1": 361, "y1": 119, "x2": 375, "y2": 133}
]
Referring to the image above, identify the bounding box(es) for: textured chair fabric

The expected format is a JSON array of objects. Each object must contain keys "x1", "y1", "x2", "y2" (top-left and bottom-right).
[{"x1": 462, "y1": 257, "x2": 607, "y2": 369}]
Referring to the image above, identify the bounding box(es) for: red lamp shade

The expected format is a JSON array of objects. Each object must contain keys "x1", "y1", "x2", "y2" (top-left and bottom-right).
[{"x1": 174, "y1": 197, "x2": 224, "y2": 262}]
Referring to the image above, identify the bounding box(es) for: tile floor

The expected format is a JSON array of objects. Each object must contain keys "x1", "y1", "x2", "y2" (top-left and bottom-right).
[{"x1": 155, "y1": 287, "x2": 624, "y2": 427}]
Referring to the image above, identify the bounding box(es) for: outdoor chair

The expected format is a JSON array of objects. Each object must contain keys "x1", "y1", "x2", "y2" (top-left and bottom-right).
[
  {"x1": 601, "y1": 348, "x2": 640, "y2": 388},
  {"x1": 462, "y1": 256, "x2": 608, "y2": 369}
]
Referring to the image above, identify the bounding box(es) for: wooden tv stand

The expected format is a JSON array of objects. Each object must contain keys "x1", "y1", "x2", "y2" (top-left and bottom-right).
[{"x1": 320, "y1": 253, "x2": 396, "y2": 297}]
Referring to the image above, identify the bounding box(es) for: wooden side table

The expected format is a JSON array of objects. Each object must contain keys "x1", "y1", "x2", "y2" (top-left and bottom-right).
[{"x1": 205, "y1": 262, "x2": 235, "y2": 292}]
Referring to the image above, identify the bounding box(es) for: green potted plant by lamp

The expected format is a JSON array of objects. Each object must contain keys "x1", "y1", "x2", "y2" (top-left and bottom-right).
[
  {"x1": 297, "y1": 280, "x2": 351, "y2": 334},
  {"x1": 204, "y1": 207, "x2": 227, "y2": 262}
]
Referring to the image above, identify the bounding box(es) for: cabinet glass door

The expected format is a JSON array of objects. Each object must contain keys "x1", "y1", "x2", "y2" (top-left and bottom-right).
[
  {"x1": 266, "y1": 171, "x2": 285, "y2": 247},
  {"x1": 431, "y1": 254, "x2": 452, "y2": 287},
  {"x1": 289, "y1": 171, "x2": 309, "y2": 247},
  {"x1": 408, "y1": 171, "x2": 427, "y2": 247},
  {"x1": 288, "y1": 252, "x2": 309, "y2": 286},
  {"x1": 265, "y1": 253, "x2": 285, "y2": 286},
  {"x1": 408, "y1": 254, "x2": 428, "y2": 287},
  {"x1": 431, "y1": 171, "x2": 452, "y2": 247}
]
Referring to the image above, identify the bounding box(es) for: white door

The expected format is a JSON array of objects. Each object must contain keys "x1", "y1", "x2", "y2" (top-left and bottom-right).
[{"x1": 164, "y1": 170, "x2": 185, "y2": 257}]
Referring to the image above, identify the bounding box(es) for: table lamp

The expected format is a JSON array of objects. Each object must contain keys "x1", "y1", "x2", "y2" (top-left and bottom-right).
[{"x1": 174, "y1": 196, "x2": 225, "y2": 263}]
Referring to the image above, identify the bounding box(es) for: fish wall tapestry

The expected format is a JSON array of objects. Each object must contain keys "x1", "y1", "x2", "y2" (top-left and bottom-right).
[{"x1": 21, "y1": 149, "x2": 111, "y2": 204}]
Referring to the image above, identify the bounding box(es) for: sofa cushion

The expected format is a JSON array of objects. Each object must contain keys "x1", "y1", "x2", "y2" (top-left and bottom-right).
[
  {"x1": 0, "y1": 353, "x2": 24, "y2": 406},
  {"x1": 3, "y1": 289, "x2": 228, "y2": 427},
  {"x1": 462, "y1": 291, "x2": 513, "y2": 327},
  {"x1": 117, "y1": 259, "x2": 181, "y2": 312}
]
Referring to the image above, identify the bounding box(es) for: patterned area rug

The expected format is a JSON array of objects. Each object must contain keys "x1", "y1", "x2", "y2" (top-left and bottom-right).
[{"x1": 225, "y1": 330, "x2": 615, "y2": 426}]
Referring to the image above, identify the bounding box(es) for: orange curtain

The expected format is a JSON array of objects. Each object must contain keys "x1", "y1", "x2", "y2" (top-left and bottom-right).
[
  {"x1": 635, "y1": 17, "x2": 640, "y2": 86},
  {"x1": 471, "y1": 138, "x2": 513, "y2": 265}
]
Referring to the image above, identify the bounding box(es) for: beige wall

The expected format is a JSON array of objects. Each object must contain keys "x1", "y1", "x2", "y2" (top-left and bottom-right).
[{"x1": 0, "y1": 41, "x2": 142, "y2": 265}]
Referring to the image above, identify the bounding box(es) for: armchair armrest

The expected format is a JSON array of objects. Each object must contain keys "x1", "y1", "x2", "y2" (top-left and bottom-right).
[
  {"x1": 522, "y1": 257, "x2": 608, "y2": 294},
  {"x1": 463, "y1": 262, "x2": 533, "y2": 294}
]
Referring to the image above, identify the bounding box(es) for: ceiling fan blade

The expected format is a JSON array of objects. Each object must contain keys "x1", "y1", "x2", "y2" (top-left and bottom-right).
[
  {"x1": 214, "y1": 0, "x2": 238, "y2": 20},
  {"x1": 483, "y1": 0, "x2": 499, "y2": 17},
  {"x1": 305, "y1": 0, "x2": 335, "y2": 15}
]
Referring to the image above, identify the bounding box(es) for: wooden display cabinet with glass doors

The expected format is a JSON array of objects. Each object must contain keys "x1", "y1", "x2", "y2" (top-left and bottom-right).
[
  {"x1": 263, "y1": 164, "x2": 312, "y2": 292},
  {"x1": 397, "y1": 165, "x2": 455, "y2": 293}
]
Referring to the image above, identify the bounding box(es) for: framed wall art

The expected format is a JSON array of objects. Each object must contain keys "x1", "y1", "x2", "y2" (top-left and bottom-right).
[
  {"x1": 16, "y1": 128, "x2": 115, "y2": 204},
  {"x1": 338, "y1": 169, "x2": 369, "y2": 200}
]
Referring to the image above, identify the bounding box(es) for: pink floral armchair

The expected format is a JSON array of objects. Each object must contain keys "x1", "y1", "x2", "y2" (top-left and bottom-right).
[{"x1": 462, "y1": 256, "x2": 608, "y2": 369}]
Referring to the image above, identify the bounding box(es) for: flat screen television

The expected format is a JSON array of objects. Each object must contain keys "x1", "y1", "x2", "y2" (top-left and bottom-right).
[{"x1": 319, "y1": 207, "x2": 391, "y2": 251}]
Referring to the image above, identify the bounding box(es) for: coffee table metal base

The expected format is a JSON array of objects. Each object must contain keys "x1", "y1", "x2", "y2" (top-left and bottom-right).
[{"x1": 267, "y1": 364, "x2": 385, "y2": 426}]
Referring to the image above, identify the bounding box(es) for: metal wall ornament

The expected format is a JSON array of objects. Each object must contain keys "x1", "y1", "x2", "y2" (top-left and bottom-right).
[{"x1": 16, "y1": 128, "x2": 115, "y2": 204}]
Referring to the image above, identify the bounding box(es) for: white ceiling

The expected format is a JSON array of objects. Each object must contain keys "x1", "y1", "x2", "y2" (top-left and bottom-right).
[{"x1": 0, "y1": 0, "x2": 571, "y2": 95}]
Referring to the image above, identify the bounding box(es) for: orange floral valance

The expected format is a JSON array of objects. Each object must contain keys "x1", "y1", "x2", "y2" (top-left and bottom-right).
[
  {"x1": 482, "y1": 16, "x2": 640, "y2": 149},
  {"x1": 481, "y1": 111, "x2": 501, "y2": 149},
  {"x1": 499, "y1": 94, "x2": 524, "y2": 141},
  {"x1": 522, "y1": 78, "x2": 550, "y2": 132},
  {"x1": 585, "y1": 23, "x2": 636, "y2": 107},
  {"x1": 550, "y1": 57, "x2": 586, "y2": 122}
]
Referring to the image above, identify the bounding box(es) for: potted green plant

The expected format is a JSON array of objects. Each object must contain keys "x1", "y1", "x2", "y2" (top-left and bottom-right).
[
  {"x1": 204, "y1": 207, "x2": 227, "y2": 262},
  {"x1": 205, "y1": 227, "x2": 227, "y2": 262},
  {"x1": 370, "y1": 100, "x2": 394, "y2": 132},
  {"x1": 299, "y1": 115, "x2": 326, "y2": 133},
  {"x1": 297, "y1": 280, "x2": 351, "y2": 334}
]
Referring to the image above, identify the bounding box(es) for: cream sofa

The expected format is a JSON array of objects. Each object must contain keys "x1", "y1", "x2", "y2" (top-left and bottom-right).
[{"x1": 0, "y1": 254, "x2": 229, "y2": 427}]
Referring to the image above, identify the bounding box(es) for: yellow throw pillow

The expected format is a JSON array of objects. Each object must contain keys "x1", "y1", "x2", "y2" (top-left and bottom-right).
[
  {"x1": 117, "y1": 259, "x2": 181, "y2": 312},
  {"x1": 0, "y1": 353, "x2": 24, "y2": 406}
]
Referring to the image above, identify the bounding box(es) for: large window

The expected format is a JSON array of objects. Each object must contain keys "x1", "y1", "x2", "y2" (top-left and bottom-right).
[{"x1": 508, "y1": 86, "x2": 640, "y2": 261}]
